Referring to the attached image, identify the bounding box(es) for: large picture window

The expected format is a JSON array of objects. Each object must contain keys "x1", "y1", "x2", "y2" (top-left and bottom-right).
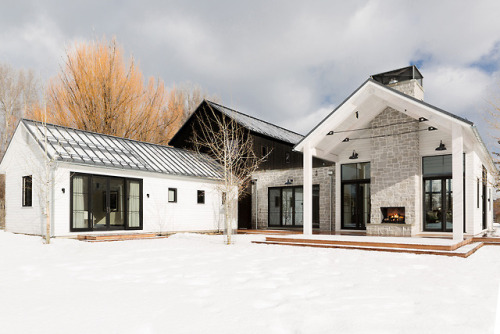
[
  {"x1": 268, "y1": 185, "x2": 319, "y2": 228},
  {"x1": 70, "y1": 173, "x2": 143, "y2": 231}
]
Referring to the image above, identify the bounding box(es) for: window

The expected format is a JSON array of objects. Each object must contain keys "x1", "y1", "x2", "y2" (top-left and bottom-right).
[
  {"x1": 222, "y1": 192, "x2": 226, "y2": 205},
  {"x1": 168, "y1": 188, "x2": 177, "y2": 203},
  {"x1": 261, "y1": 146, "x2": 268, "y2": 160},
  {"x1": 285, "y1": 152, "x2": 291, "y2": 164},
  {"x1": 477, "y1": 178, "x2": 480, "y2": 209},
  {"x1": 197, "y1": 190, "x2": 205, "y2": 204},
  {"x1": 341, "y1": 163, "x2": 371, "y2": 230},
  {"x1": 22, "y1": 176, "x2": 32, "y2": 207}
]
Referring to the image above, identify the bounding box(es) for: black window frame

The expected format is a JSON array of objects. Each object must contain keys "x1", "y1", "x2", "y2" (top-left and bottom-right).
[
  {"x1": 70, "y1": 172, "x2": 143, "y2": 232},
  {"x1": 168, "y1": 188, "x2": 177, "y2": 203},
  {"x1": 22, "y1": 175, "x2": 32, "y2": 207},
  {"x1": 197, "y1": 190, "x2": 205, "y2": 204},
  {"x1": 341, "y1": 162, "x2": 371, "y2": 230},
  {"x1": 268, "y1": 185, "x2": 320, "y2": 228}
]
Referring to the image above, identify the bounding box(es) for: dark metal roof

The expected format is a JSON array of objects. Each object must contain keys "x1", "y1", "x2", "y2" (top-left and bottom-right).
[
  {"x1": 206, "y1": 100, "x2": 304, "y2": 144},
  {"x1": 22, "y1": 119, "x2": 224, "y2": 179},
  {"x1": 371, "y1": 65, "x2": 424, "y2": 86}
]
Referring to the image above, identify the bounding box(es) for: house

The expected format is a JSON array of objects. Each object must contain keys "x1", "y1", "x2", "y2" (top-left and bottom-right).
[
  {"x1": 295, "y1": 65, "x2": 497, "y2": 240},
  {"x1": 169, "y1": 100, "x2": 335, "y2": 231},
  {"x1": 0, "y1": 119, "x2": 234, "y2": 237}
]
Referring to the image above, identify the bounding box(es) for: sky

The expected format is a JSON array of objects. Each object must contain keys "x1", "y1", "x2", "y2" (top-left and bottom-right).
[{"x1": 1, "y1": 0, "x2": 500, "y2": 152}]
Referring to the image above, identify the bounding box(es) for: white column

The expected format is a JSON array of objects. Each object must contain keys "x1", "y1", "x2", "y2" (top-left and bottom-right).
[
  {"x1": 452, "y1": 124, "x2": 464, "y2": 241},
  {"x1": 335, "y1": 162, "x2": 342, "y2": 232},
  {"x1": 303, "y1": 144, "x2": 313, "y2": 235}
]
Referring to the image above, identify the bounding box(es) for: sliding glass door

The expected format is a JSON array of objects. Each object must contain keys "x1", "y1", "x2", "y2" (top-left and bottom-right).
[
  {"x1": 71, "y1": 173, "x2": 143, "y2": 232},
  {"x1": 268, "y1": 185, "x2": 319, "y2": 228}
]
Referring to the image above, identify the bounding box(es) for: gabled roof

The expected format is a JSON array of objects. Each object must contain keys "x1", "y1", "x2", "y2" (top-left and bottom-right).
[
  {"x1": 203, "y1": 100, "x2": 304, "y2": 145},
  {"x1": 294, "y1": 78, "x2": 495, "y2": 171},
  {"x1": 21, "y1": 119, "x2": 224, "y2": 180}
]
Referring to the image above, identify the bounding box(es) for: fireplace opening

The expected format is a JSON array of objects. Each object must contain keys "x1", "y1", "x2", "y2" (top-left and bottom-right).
[{"x1": 381, "y1": 207, "x2": 405, "y2": 224}]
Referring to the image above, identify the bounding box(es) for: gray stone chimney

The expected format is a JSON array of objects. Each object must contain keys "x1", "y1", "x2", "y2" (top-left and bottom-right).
[{"x1": 371, "y1": 65, "x2": 424, "y2": 100}]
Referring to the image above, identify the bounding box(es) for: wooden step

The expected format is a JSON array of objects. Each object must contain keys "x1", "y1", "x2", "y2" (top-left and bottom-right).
[
  {"x1": 263, "y1": 236, "x2": 471, "y2": 251},
  {"x1": 77, "y1": 233, "x2": 163, "y2": 241},
  {"x1": 252, "y1": 240, "x2": 484, "y2": 258}
]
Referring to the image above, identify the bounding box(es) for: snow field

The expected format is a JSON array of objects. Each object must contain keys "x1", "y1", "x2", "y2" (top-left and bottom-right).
[{"x1": 0, "y1": 231, "x2": 499, "y2": 333}]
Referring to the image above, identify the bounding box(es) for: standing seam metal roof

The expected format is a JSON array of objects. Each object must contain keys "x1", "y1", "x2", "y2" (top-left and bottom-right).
[
  {"x1": 22, "y1": 119, "x2": 224, "y2": 180},
  {"x1": 206, "y1": 100, "x2": 304, "y2": 145}
]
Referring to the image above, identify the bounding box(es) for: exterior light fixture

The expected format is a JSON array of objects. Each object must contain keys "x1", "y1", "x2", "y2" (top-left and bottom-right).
[
  {"x1": 327, "y1": 131, "x2": 334, "y2": 136},
  {"x1": 418, "y1": 117, "x2": 428, "y2": 122},
  {"x1": 435, "y1": 140, "x2": 447, "y2": 151},
  {"x1": 355, "y1": 111, "x2": 359, "y2": 119},
  {"x1": 342, "y1": 138, "x2": 350, "y2": 142},
  {"x1": 349, "y1": 150, "x2": 359, "y2": 160},
  {"x1": 147, "y1": 194, "x2": 150, "y2": 198},
  {"x1": 428, "y1": 126, "x2": 437, "y2": 131},
  {"x1": 61, "y1": 188, "x2": 65, "y2": 194},
  {"x1": 285, "y1": 178, "x2": 293, "y2": 185}
]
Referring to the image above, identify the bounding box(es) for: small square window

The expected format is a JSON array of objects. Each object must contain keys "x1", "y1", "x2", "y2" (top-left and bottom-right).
[
  {"x1": 285, "y1": 152, "x2": 291, "y2": 164},
  {"x1": 168, "y1": 188, "x2": 177, "y2": 203},
  {"x1": 222, "y1": 192, "x2": 227, "y2": 205},
  {"x1": 197, "y1": 190, "x2": 205, "y2": 204},
  {"x1": 22, "y1": 175, "x2": 32, "y2": 207}
]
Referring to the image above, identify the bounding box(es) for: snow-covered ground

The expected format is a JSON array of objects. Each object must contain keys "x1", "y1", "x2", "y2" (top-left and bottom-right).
[{"x1": 1, "y1": 231, "x2": 499, "y2": 334}]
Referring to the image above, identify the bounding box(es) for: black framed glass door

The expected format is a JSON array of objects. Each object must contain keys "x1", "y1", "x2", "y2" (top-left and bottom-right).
[
  {"x1": 341, "y1": 162, "x2": 370, "y2": 230},
  {"x1": 268, "y1": 185, "x2": 319, "y2": 228},
  {"x1": 423, "y1": 178, "x2": 452, "y2": 232},
  {"x1": 71, "y1": 173, "x2": 142, "y2": 232}
]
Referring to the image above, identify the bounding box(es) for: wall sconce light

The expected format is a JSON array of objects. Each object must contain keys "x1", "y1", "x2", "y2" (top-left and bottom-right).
[
  {"x1": 147, "y1": 194, "x2": 150, "y2": 198},
  {"x1": 435, "y1": 140, "x2": 447, "y2": 151},
  {"x1": 285, "y1": 178, "x2": 293, "y2": 185},
  {"x1": 349, "y1": 150, "x2": 359, "y2": 160},
  {"x1": 61, "y1": 188, "x2": 65, "y2": 194}
]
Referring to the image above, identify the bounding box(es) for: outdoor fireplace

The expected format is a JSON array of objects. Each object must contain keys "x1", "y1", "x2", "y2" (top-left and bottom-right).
[{"x1": 381, "y1": 207, "x2": 405, "y2": 224}]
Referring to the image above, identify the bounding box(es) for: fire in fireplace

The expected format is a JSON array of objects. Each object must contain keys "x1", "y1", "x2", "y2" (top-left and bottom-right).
[{"x1": 381, "y1": 207, "x2": 405, "y2": 224}]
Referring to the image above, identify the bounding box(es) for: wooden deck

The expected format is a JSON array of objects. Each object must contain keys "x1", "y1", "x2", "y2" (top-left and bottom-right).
[
  {"x1": 252, "y1": 235, "x2": 500, "y2": 258},
  {"x1": 78, "y1": 233, "x2": 169, "y2": 242}
]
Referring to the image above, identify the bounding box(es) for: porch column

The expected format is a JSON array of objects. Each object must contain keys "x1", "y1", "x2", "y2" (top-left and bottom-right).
[
  {"x1": 452, "y1": 123, "x2": 464, "y2": 241},
  {"x1": 303, "y1": 143, "x2": 313, "y2": 235}
]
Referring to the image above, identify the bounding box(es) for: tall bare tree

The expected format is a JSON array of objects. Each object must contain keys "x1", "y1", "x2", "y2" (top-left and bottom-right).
[
  {"x1": 0, "y1": 63, "x2": 38, "y2": 157},
  {"x1": 191, "y1": 103, "x2": 267, "y2": 244}
]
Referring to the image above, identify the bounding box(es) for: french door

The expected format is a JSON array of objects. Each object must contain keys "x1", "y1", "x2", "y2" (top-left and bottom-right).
[
  {"x1": 71, "y1": 173, "x2": 142, "y2": 231},
  {"x1": 423, "y1": 178, "x2": 453, "y2": 232},
  {"x1": 341, "y1": 182, "x2": 370, "y2": 230}
]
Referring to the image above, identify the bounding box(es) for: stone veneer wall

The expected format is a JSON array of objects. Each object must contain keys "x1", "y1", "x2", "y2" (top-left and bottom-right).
[
  {"x1": 369, "y1": 107, "x2": 420, "y2": 236},
  {"x1": 251, "y1": 166, "x2": 335, "y2": 232},
  {"x1": 387, "y1": 79, "x2": 424, "y2": 101}
]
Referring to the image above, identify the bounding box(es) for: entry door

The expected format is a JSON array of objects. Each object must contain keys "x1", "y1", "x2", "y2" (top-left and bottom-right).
[
  {"x1": 91, "y1": 176, "x2": 125, "y2": 230},
  {"x1": 342, "y1": 182, "x2": 370, "y2": 230},
  {"x1": 423, "y1": 178, "x2": 452, "y2": 232}
]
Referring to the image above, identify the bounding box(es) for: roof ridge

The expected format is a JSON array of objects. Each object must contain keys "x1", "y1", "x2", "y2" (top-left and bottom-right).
[
  {"x1": 21, "y1": 118, "x2": 208, "y2": 156},
  {"x1": 205, "y1": 100, "x2": 304, "y2": 137}
]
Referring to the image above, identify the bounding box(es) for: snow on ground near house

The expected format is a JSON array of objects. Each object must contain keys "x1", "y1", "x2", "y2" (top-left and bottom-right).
[{"x1": 1, "y1": 231, "x2": 499, "y2": 334}]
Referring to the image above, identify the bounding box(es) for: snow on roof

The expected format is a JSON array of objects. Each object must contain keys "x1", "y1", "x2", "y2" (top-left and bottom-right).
[
  {"x1": 22, "y1": 119, "x2": 224, "y2": 180},
  {"x1": 206, "y1": 101, "x2": 304, "y2": 145}
]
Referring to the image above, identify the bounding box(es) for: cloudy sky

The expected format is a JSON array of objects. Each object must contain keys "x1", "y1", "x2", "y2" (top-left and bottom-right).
[{"x1": 1, "y1": 0, "x2": 499, "y2": 151}]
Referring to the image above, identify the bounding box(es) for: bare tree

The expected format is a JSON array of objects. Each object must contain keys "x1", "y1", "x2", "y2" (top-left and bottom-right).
[
  {"x1": 191, "y1": 103, "x2": 267, "y2": 244},
  {"x1": 486, "y1": 96, "x2": 500, "y2": 190},
  {"x1": 0, "y1": 63, "x2": 39, "y2": 157}
]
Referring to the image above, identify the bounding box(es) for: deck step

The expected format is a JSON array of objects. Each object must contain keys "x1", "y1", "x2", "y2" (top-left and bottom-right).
[
  {"x1": 252, "y1": 240, "x2": 484, "y2": 258},
  {"x1": 77, "y1": 233, "x2": 166, "y2": 242},
  {"x1": 263, "y1": 236, "x2": 471, "y2": 251}
]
